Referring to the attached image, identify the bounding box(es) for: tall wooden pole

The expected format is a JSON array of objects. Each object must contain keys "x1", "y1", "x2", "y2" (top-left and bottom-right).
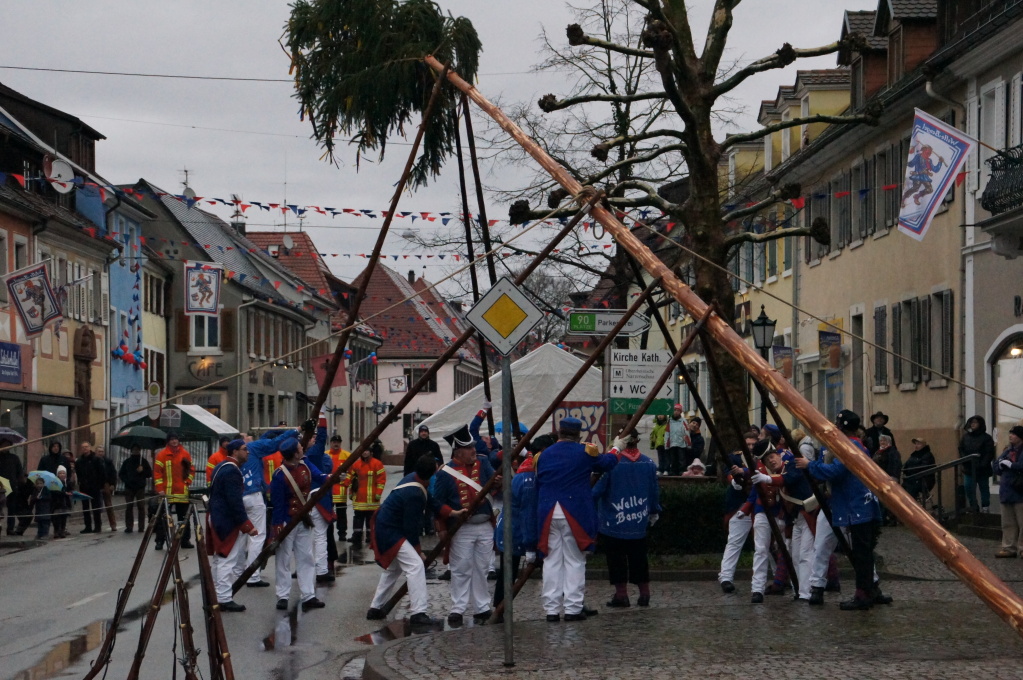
[{"x1": 428, "y1": 55, "x2": 1023, "y2": 636}]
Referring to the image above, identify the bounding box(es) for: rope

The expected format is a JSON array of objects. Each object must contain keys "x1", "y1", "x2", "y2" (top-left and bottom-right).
[
  {"x1": 3, "y1": 495, "x2": 185, "y2": 520},
  {"x1": 6, "y1": 207, "x2": 565, "y2": 455},
  {"x1": 624, "y1": 215, "x2": 1023, "y2": 414}
]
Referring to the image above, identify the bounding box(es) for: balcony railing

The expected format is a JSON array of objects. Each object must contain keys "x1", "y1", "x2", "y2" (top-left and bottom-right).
[{"x1": 980, "y1": 143, "x2": 1023, "y2": 216}]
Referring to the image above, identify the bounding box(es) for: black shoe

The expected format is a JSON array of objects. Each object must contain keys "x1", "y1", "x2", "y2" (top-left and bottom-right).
[
  {"x1": 487, "y1": 570, "x2": 498, "y2": 581},
  {"x1": 546, "y1": 614, "x2": 560, "y2": 623},
  {"x1": 180, "y1": 541, "x2": 195, "y2": 549},
  {"x1": 409, "y1": 612, "x2": 433, "y2": 626},
  {"x1": 606, "y1": 596, "x2": 630, "y2": 608},
  {"x1": 246, "y1": 580, "x2": 271, "y2": 588},
  {"x1": 751, "y1": 592, "x2": 764, "y2": 604},
  {"x1": 366, "y1": 607, "x2": 386, "y2": 621},
  {"x1": 582, "y1": 605, "x2": 598, "y2": 617},
  {"x1": 291, "y1": 572, "x2": 297, "y2": 579},
  {"x1": 439, "y1": 570, "x2": 451, "y2": 581},
  {"x1": 338, "y1": 553, "x2": 348, "y2": 565},
  {"x1": 124, "y1": 528, "x2": 133, "y2": 534},
  {"x1": 839, "y1": 597, "x2": 872, "y2": 611},
  {"x1": 720, "y1": 581, "x2": 735, "y2": 594},
  {"x1": 637, "y1": 595, "x2": 650, "y2": 607},
  {"x1": 316, "y1": 573, "x2": 335, "y2": 583},
  {"x1": 808, "y1": 587, "x2": 824, "y2": 605},
  {"x1": 447, "y1": 612, "x2": 463, "y2": 625},
  {"x1": 870, "y1": 587, "x2": 893, "y2": 605},
  {"x1": 473, "y1": 610, "x2": 492, "y2": 622},
  {"x1": 220, "y1": 601, "x2": 246, "y2": 613},
  {"x1": 301, "y1": 597, "x2": 326, "y2": 611},
  {"x1": 276, "y1": 598, "x2": 288, "y2": 611},
  {"x1": 564, "y1": 613, "x2": 587, "y2": 621},
  {"x1": 154, "y1": 542, "x2": 164, "y2": 551},
  {"x1": 80, "y1": 528, "x2": 94, "y2": 534}
]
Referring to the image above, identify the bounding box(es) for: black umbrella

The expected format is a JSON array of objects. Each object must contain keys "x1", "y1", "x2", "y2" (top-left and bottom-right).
[{"x1": 111, "y1": 425, "x2": 167, "y2": 450}]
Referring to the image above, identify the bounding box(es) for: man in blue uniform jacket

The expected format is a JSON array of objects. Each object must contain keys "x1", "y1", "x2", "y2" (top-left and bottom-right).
[
  {"x1": 238, "y1": 428, "x2": 298, "y2": 588},
  {"x1": 207, "y1": 439, "x2": 258, "y2": 612},
  {"x1": 535, "y1": 417, "x2": 618, "y2": 622}
]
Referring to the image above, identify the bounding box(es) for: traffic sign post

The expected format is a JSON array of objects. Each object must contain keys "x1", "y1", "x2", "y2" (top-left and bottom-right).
[
  {"x1": 568, "y1": 309, "x2": 650, "y2": 337},
  {"x1": 606, "y1": 349, "x2": 675, "y2": 416},
  {"x1": 465, "y1": 277, "x2": 544, "y2": 356}
]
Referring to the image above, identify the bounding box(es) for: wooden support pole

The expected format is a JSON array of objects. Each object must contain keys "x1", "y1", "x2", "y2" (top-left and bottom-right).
[
  {"x1": 193, "y1": 506, "x2": 232, "y2": 680},
  {"x1": 428, "y1": 53, "x2": 1023, "y2": 637},
  {"x1": 301, "y1": 63, "x2": 451, "y2": 450},
  {"x1": 379, "y1": 277, "x2": 659, "y2": 615},
  {"x1": 232, "y1": 192, "x2": 604, "y2": 594},
  {"x1": 171, "y1": 552, "x2": 200, "y2": 680}
]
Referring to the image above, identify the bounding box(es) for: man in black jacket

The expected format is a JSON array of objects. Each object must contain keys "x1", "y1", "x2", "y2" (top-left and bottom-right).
[
  {"x1": 119, "y1": 445, "x2": 153, "y2": 533},
  {"x1": 96, "y1": 446, "x2": 118, "y2": 531},
  {"x1": 38, "y1": 441, "x2": 74, "y2": 485},
  {"x1": 76, "y1": 442, "x2": 104, "y2": 533},
  {"x1": 863, "y1": 412, "x2": 896, "y2": 455},
  {"x1": 0, "y1": 443, "x2": 25, "y2": 535},
  {"x1": 403, "y1": 425, "x2": 442, "y2": 536}
]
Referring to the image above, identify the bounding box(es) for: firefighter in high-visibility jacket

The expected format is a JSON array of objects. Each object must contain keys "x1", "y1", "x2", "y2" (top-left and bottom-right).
[
  {"x1": 350, "y1": 447, "x2": 386, "y2": 548},
  {"x1": 153, "y1": 432, "x2": 195, "y2": 550},
  {"x1": 329, "y1": 435, "x2": 353, "y2": 545}
]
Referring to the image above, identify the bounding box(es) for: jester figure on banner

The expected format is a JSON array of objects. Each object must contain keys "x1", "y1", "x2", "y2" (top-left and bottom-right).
[
  {"x1": 4, "y1": 264, "x2": 62, "y2": 336},
  {"x1": 897, "y1": 109, "x2": 977, "y2": 241},
  {"x1": 184, "y1": 260, "x2": 223, "y2": 315}
]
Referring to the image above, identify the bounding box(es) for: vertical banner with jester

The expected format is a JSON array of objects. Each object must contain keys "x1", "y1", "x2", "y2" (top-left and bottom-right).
[
  {"x1": 184, "y1": 261, "x2": 223, "y2": 315},
  {"x1": 898, "y1": 109, "x2": 977, "y2": 241},
  {"x1": 552, "y1": 401, "x2": 607, "y2": 450},
  {"x1": 5, "y1": 263, "x2": 62, "y2": 336}
]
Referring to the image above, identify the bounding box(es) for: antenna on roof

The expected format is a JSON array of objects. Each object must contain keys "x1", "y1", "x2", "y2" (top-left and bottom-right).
[
  {"x1": 229, "y1": 193, "x2": 246, "y2": 235},
  {"x1": 181, "y1": 167, "x2": 191, "y2": 190}
]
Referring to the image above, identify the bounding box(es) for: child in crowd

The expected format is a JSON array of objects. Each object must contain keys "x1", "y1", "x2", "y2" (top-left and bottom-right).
[
  {"x1": 51, "y1": 466, "x2": 73, "y2": 538},
  {"x1": 28, "y1": 477, "x2": 52, "y2": 539}
]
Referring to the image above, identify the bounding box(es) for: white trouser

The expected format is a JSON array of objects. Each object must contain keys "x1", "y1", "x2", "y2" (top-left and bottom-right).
[
  {"x1": 718, "y1": 512, "x2": 753, "y2": 583},
  {"x1": 240, "y1": 493, "x2": 266, "y2": 583},
  {"x1": 791, "y1": 512, "x2": 815, "y2": 600},
  {"x1": 541, "y1": 517, "x2": 586, "y2": 616},
  {"x1": 275, "y1": 524, "x2": 316, "y2": 602},
  {"x1": 751, "y1": 513, "x2": 773, "y2": 594},
  {"x1": 370, "y1": 541, "x2": 429, "y2": 616},
  {"x1": 448, "y1": 520, "x2": 493, "y2": 615},
  {"x1": 810, "y1": 514, "x2": 839, "y2": 588},
  {"x1": 311, "y1": 508, "x2": 329, "y2": 575},
  {"x1": 214, "y1": 536, "x2": 247, "y2": 604}
]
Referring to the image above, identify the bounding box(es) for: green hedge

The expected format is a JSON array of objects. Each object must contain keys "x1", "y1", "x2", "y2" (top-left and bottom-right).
[{"x1": 646, "y1": 482, "x2": 731, "y2": 555}]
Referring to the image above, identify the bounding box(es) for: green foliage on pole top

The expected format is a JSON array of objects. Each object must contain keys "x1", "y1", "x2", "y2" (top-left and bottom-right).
[{"x1": 286, "y1": 0, "x2": 482, "y2": 188}]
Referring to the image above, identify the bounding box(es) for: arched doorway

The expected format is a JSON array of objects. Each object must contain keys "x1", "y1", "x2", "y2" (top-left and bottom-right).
[{"x1": 991, "y1": 333, "x2": 1023, "y2": 449}]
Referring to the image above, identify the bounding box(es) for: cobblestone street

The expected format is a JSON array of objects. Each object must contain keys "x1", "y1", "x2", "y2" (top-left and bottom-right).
[{"x1": 365, "y1": 526, "x2": 1023, "y2": 679}]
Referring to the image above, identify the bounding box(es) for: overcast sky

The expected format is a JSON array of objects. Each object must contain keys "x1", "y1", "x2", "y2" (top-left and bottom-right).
[{"x1": 1, "y1": 0, "x2": 871, "y2": 292}]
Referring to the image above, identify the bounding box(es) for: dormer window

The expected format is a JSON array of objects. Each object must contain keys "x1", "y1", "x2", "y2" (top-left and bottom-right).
[{"x1": 888, "y1": 25, "x2": 904, "y2": 85}]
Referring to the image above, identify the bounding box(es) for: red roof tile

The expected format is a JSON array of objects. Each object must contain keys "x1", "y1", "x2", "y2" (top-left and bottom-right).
[{"x1": 246, "y1": 231, "x2": 336, "y2": 303}]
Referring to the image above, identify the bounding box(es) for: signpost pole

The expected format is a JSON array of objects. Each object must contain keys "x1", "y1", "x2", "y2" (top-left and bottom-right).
[{"x1": 501, "y1": 355, "x2": 514, "y2": 667}]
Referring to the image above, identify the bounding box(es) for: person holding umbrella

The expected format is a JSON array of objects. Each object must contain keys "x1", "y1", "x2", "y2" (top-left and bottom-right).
[
  {"x1": 154, "y1": 432, "x2": 194, "y2": 550},
  {"x1": 207, "y1": 439, "x2": 258, "y2": 613},
  {"x1": 118, "y1": 445, "x2": 152, "y2": 533}
]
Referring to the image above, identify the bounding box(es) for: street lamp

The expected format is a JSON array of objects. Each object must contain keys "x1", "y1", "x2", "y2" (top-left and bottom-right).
[
  {"x1": 749, "y1": 305, "x2": 777, "y2": 428},
  {"x1": 413, "y1": 407, "x2": 424, "y2": 424}
]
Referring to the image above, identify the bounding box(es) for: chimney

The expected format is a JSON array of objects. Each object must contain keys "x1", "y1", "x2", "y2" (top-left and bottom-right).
[
  {"x1": 230, "y1": 219, "x2": 246, "y2": 235},
  {"x1": 408, "y1": 270, "x2": 415, "y2": 284}
]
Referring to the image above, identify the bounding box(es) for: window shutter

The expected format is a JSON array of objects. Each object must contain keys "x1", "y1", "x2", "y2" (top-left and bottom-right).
[
  {"x1": 101, "y1": 272, "x2": 109, "y2": 326},
  {"x1": 175, "y1": 309, "x2": 189, "y2": 352},
  {"x1": 919, "y1": 296, "x2": 931, "y2": 382},
  {"x1": 966, "y1": 96, "x2": 979, "y2": 192},
  {"x1": 909, "y1": 298, "x2": 921, "y2": 383},
  {"x1": 892, "y1": 303, "x2": 903, "y2": 385},
  {"x1": 221, "y1": 310, "x2": 236, "y2": 352},
  {"x1": 1011, "y1": 74, "x2": 1022, "y2": 147},
  {"x1": 874, "y1": 305, "x2": 887, "y2": 387},
  {"x1": 942, "y1": 290, "x2": 954, "y2": 376}
]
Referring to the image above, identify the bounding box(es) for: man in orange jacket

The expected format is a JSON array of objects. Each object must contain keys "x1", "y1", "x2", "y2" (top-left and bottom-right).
[
  {"x1": 206, "y1": 436, "x2": 231, "y2": 484},
  {"x1": 350, "y1": 447, "x2": 386, "y2": 548},
  {"x1": 154, "y1": 432, "x2": 195, "y2": 550},
  {"x1": 329, "y1": 434, "x2": 353, "y2": 549}
]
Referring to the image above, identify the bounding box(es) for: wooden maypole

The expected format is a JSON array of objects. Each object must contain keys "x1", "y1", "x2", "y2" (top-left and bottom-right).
[{"x1": 425, "y1": 54, "x2": 1023, "y2": 638}]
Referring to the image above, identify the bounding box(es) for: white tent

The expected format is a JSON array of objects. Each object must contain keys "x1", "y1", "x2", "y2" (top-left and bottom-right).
[{"x1": 417, "y1": 343, "x2": 602, "y2": 444}]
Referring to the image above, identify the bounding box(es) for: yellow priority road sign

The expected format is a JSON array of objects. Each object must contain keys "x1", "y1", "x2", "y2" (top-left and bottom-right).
[{"x1": 465, "y1": 277, "x2": 544, "y2": 356}]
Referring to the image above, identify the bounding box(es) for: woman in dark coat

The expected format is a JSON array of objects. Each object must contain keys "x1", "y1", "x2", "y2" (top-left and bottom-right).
[
  {"x1": 960, "y1": 415, "x2": 996, "y2": 512},
  {"x1": 902, "y1": 438, "x2": 936, "y2": 506}
]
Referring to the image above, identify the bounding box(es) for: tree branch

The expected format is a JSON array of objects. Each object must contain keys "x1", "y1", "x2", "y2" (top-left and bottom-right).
[
  {"x1": 701, "y1": 0, "x2": 735, "y2": 82},
  {"x1": 721, "y1": 191, "x2": 785, "y2": 223},
  {"x1": 711, "y1": 40, "x2": 845, "y2": 98},
  {"x1": 591, "y1": 128, "x2": 686, "y2": 160},
  {"x1": 566, "y1": 24, "x2": 656, "y2": 59},
  {"x1": 585, "y1": 143, "x2": 687, "y2": 185},
  {"x1": 496, "y1": 240, "x2": 609, "y2": 278},
  {"x1": 724, "y1": 225, "x2": 812, "y2": 249},
  {"x1": 538, "y1": 90, "x2": 668, "y2": 113},
  {"x1": 611, "y1": 179, "x2": 676, "y2": 214},
  {"x1": 721, "y1": 110, "x2": 879, "y2": 150}
]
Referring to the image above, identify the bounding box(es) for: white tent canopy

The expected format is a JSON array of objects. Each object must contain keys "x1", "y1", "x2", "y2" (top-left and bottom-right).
[{"x1": 417, "y1": 343, "x2": 602, "y2": 446}]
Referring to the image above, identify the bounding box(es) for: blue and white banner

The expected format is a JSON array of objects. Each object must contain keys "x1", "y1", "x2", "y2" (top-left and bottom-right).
[
  {"x1": 898, "y1": 109, "x2": 976, "y2": 241},
  {"x1": 184, "y1": 260, "x2": 223, "y2": 316},
  {"x1": 5, "y1": 264, "x2": 62, "y2": 336}
]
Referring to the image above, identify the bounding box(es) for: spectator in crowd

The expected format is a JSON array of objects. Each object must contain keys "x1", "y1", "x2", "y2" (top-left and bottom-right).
[
  {"x1": 76, "y1": 442, "x2": 104, "y2": 534},
  {"x1": 95, "y1": 446, "x2": 118, "y2": 532},
  {"x1": 682, "y1": 458, "x2": 707, "y2": 477},
  {"x1": 687, "y1": 417, "x2": 705, "y2": 470},
  {"x1": 0, "y1": 443, "x2": 26, "y2": 536},
  {"x1": 790, "y1": 428, "x2": 817, "y2": 461},
  {"x1": 863, "y1": 412, "x2": 896, "y2": 455},
  {"x1": 994, "y1": 426, "x2": 1023, "y2": 558},
  {"x1": 38, "y1": 441, "x2": 74, "y2": 485},
  {"x1": 28, "y1": 475, "x2": 52, "y2": 539},
  {"x1": 902, "y1": 438, "x2": 936, "y2": 507},
  {"x1": 872, "y1": 435, "x2": 902, "y2": 526},
  {"x1": 51, "y1": 465, "x2": 73, "y2": 538},
  {"x1": 650, "y1": 415, "x2": 667, "y2": 476},
  {"x1": 960, "y1": 415, "x2": 996, "y2": 513},
  {"x1": 664, "y1": 404, "x2": 690, "y2": 476},
  {"x1": 118, "y1": 445, "x2": 152, "y2": 533}
]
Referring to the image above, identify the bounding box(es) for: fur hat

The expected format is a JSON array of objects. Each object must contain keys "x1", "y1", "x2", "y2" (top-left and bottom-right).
[
  {"x1": 837, "y1": 409, "x2": 862, "y2": 432},
  {"x1": 443, "y1": 424, "x2": 474, "y2": 449},
  {"x1": 751, "y1": 439, "x2": 775, "y2": 460}
]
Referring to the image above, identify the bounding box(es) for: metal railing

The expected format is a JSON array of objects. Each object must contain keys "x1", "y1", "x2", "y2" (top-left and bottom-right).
[{"x1": 902, "y1": 453, "x2": 980, "y2": 524}]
